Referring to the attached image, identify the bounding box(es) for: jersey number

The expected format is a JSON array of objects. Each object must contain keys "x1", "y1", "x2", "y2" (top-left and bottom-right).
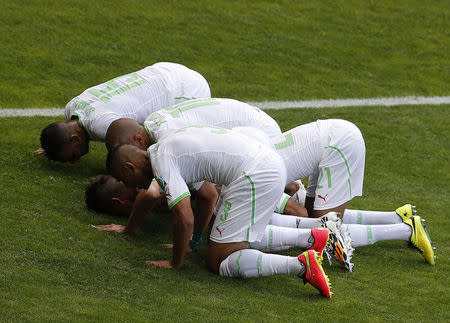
[
  {"x1": 317, "y1": 167, "x2": 332, "y2": 189},
  {"x1": 220, "y1": 201, "x2": 232, "y2": 222},
  {"x1": 274, "y1": 133, "x2": 294, "y2": 150},
  {"x1": 88, "y1": 73, "x2": 148, "y2": 103}
]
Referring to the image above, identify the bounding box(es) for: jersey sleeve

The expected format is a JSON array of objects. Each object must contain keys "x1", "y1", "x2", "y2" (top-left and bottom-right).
[
  {"x1": 86, "y1": 113, "x2": 120, "y2": 141},
  {"x1": 144, "y1": 112, "x2": 168, "y2": 142},
  {"x1": 149, "y1": 146, "x2": 191, "y2": 209}
]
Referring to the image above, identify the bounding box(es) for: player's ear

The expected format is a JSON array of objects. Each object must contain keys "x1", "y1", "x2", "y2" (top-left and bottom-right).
[
  {"x1": 123, "y1": 162, "x2": 136, "y2": 176},
  {"x1": 111, "y1": 197, "x2": 123, "y2": 206},
  {"x1": 69, "y1": 133, "x2": 81, "y2": 144},
  {"x1": 133, "y1": 134, "x2": 145, "y2": 149}
]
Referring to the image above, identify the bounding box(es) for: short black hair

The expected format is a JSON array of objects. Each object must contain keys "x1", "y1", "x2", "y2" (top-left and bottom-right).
[
  {"x1": 40, "y1": 122, "x2": 69, "y2": 161},
  {"x1": 85, "y1": 175, "x2": 121, "y2": 214},
  {"x1": 106, "y1": 144, "x2": 122, "y2": 173}
]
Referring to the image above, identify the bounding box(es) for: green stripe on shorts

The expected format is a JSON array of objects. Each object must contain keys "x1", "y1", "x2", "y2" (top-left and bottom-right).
[
  {"x1": 243, "y1": 172, "x2": 256, "y2": 225},
  {"x1": 326, "y1": 145, "x2": 353, "y2": 195}
]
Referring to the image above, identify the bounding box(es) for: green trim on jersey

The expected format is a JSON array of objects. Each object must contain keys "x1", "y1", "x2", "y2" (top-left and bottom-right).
[
  {"x1": 168, "y1": 191, "x2": 191, "y2": 210},
  {"x1": 143, "y1": 122, "x2": 156, "y2": 143},
  {"x1": 279, "y1": 195, "x2": 290, "y2": 214},
  {"x1": 72, "y1": 112, "x2": 84, "y2": 128}
]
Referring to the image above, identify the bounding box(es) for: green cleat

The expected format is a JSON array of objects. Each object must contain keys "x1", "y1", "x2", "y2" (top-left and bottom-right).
[
  {"x1": 395, "y1": 204, "x2": 416, "y2": 222},
  {"x1": 404, "y1": 216, "x2": 436, "y2": 265}
]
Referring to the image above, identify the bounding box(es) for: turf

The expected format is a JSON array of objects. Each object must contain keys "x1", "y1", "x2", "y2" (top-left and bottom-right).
[
  {"x1": 0, "y1": 0, "x2": 449, "y2": 108},
  {"x1": 0, "y1": 0, "x2": 449, "y2": 321},
  {"x1": 1, "y1": 107, "x2": 449, "y2": 322}
]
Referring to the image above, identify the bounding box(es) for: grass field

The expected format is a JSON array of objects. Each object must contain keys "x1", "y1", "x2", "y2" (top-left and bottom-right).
[{"x1": 0, "y1": 0, "x2": 449, "y2": 322}]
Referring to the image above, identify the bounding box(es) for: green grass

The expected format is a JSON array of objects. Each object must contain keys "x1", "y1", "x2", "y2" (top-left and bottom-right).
[
  {"x1": 0, "y1": 0, "x2": 449, "y2": 321},
  {"x1": 1, "y1": 107, "x2": 449, "y2": 322},
  {"x1": 0, "y1": 0, "x2": 449, "y2": 107}
]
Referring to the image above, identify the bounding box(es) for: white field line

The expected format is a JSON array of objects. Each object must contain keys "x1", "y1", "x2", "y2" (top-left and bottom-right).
[
  {"x1": 0, "y1": 95, "x2": 449, "y2": 117},
  {"x1": 248, "y1": 95, "x2": 450, "y2": 109}
]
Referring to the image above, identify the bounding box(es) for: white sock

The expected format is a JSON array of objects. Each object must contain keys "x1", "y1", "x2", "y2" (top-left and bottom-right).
[
  {"x1": 248, "y1": 225, "x2": 312, "y2": 252},
  {"x1": 342, "y1": 223, "x2": 411, "y2": 247},
  {"x1": 343, "y1": 209, "x2": 402, "y2": 225},
  {"x1": 270, "y1": 213, "x2": 323, "y2": 229},
  {"x1": 219, "y1": 249, "x2": 304, "y2": 278}
]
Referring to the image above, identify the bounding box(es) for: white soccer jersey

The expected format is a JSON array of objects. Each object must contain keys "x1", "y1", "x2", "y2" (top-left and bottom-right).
[
  {"x1": 271, "y1": 120, "x2": 325, "y2": 184},
  {"x1": 272, "y1": 119, "x2": 366, "y2": 210},
  {"x1": 143, "y1": 98, "x2": 282, "y2": 142},
  {"x1": 64, "y1": 62, "x2": 210, "y2": 141},
  {"x1": 148, "y1": 125, "x2": 266, "y2": 208},
  {"x1": 148, "y1": 125, "x2": 286, "y2": 243}
]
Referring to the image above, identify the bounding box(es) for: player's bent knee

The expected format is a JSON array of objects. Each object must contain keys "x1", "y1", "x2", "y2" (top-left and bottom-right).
[{"x1": 206, "y1": 240, "x2": 248, "y2": 274}]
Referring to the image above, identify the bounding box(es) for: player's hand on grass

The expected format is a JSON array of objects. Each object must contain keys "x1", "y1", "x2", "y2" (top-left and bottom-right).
[
  {"x1": 146, "y1": 260, "x2": 174, "y2": 269},
  {"x1": 34, "y1": 148, "x2": 45, "y2": 155},
  {"x1": 160, "y1": 243, "x2": 193, "y2": 252},
  {"x1": 91, "y1": 224, "x2": 126, "y2": 232}
]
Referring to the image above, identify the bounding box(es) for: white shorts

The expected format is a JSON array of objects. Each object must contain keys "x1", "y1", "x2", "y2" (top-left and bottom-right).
[
  {"x1": 311, "y1": 120, "x2": 366, "y2": 210},
  {"x1": 210, "y1": 151, "x2": 286, "y2": 243},
  {"x1": 174, "y1": 65, "x2": 211, "y2": 103}
]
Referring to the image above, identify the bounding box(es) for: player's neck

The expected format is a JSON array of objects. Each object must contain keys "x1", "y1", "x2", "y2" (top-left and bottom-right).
[{"x1": 68, "y1": 119, "x2": 89, "y2": 141}]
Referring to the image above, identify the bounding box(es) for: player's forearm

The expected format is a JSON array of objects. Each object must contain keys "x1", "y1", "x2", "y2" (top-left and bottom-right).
[
  {"x1": 124, "y1": 190, "x2": 156, "y2": 233},
  {"x1": 171, "y1": 212, "x2": 194, "y2": 269}
]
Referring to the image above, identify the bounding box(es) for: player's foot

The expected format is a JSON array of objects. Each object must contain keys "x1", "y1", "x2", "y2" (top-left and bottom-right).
[
  {"x1": 291, "y1": 179, "x2": 306, "y2": 206},
  {"x1": 404, "y1": 216, "x2": 436, "y2": 265},
  {"x1": 395, "y1": 204, "x2": 417, "y2": 222},
  {"x1": 298, "y1": 250, "x2": 332, "y2": 298},
  {"x1": 322, "y1": 219, "x2": 354, "y2": 272},
  {"x1": 309, "y1": 227, "x2": 330, "y2": 257},
  {"x1": 318, "y1": 211, "x2": 340, "y2": 226}
]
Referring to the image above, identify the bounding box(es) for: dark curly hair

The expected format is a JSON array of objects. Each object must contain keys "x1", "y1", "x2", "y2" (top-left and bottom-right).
[{"x1": 40, "y1": 122, "x2": 69, "y2": 161}]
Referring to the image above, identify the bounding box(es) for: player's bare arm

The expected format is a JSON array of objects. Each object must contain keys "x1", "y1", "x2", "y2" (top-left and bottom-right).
[
  {"x1": 124, "y1": 180, "x2": 166, "y2": 233},
  {"x1": 92, "y1": 180, "x2": 164, "y2": 233},
  {"x1": 194, "y1": 181, "x2": 218, "y2": 233},
  {"x1": 148, "y1": 197, "x2": 194, "y2": 269}
]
